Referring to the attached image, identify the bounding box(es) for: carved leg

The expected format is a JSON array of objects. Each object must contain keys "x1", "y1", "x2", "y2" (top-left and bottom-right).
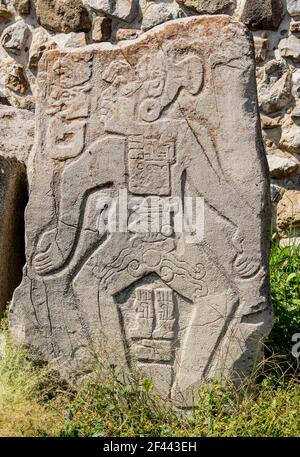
[
  {"x1": 176, "y1": 120, "x2": 263, "y2": 280},
  {"x1": 33, "y1": 136, "x2": 126, "y2": 276}
]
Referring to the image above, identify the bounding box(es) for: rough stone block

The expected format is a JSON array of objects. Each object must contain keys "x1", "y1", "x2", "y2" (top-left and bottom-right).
[
  {"x1": 287, "y1": 0, "x2": 300, "y2": 17},
  {"x1": 115, "y1": 28, "x2": 140, "y2": 42},
  {"x1": 10, "y1": 17, "x2": 272, "y2": 405},
  {"x1": 0, "y1": 107, "x2": 34, "y2": 318},
  {"x1": 0, "y1": 107, "x2": 35, "y2": 164},
  {"x1": 177, "y1": 0, "x2": 235, "y2": 15},
  {"x1": 278, "y1": 189, "x2": 300, "y2": 222},
  {"x1": 84, "y1": 0, "x2": 137, "y2": 22},
  {"x1": 0, "y1": 5, "x2": 13, "y2": 21},
  {"x1": 240, "y1": 0, "x2": 285, "y2": 30},
  {"x1": 14, "y1": 0, "x2": 30, "y2": 15},
  {"x1": 1, "y1": 20, "x2": 30, "y2": 55},
  {"x1": 92, "y1": 16, "x2": 112, "y2": 42},
  {"x1": 257, "y1": 60, "x2": 292, "y2": 114},
  {"x1": 140, "y1": 0, "x2": 182, "y2": 30},
  {"x1": 35, "y1": 0, "x2": 91, "y2": 34},
  {"x1": 279, "y1": 35, "x2": 300, "y2": 61},
  {"x1": 28, "y1": 27, "x2": 57, "y2": 69},
  {"x1": 267, "y1": 153, "x2": 298, "y2": 178},
  {"x1": 0, "y1": 157, "x2": 27, "y2": 317}
]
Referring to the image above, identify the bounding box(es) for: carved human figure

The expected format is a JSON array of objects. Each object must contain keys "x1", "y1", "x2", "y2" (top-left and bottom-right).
[
  {"x1": 10, "y1": 18, "x2": 271, "y2": 401},
  {"x1": 33, "y1": 42, "x2": 259, "y2": 281}
]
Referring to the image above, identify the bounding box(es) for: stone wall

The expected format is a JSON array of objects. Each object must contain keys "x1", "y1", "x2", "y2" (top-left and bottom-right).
[{"x1": 0, "y1": 1, "x2": 299, "y2": 245}]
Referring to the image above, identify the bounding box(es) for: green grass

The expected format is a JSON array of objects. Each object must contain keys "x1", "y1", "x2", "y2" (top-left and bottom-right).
[
  {"x1": 267, "y1": 240, "x2": 300, "y2": 363},
  {"x1": 59, "y1": 365, "x2": 300, "y2": 437},
  {"x1": 0, "y1": 324, "x2": 69, "y2": 436},
  {"x1": 0, "y1": 241, "x2": 299, "y2": 437}
]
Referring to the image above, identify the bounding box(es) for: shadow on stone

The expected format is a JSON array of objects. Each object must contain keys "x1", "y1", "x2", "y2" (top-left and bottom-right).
[{"x1": 0, "y1": 156, "x2": 28, "y2": 318}]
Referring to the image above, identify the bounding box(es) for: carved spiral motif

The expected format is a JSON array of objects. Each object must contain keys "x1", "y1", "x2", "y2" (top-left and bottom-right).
[
  {"x1": 194, "y1": 263, "x2": 206, "y2": 280},
  {"x1": 139, "y1": 98, "x2": 161, "y2": 122},
  {"x1": 160, "y1": 266, "x2": 174, "y2": 283},
  {"x1": 128, "y1": 259, "x2": 143, "y2": 277},
  {"x1": 193, "y1": 286, "x2": 208, "y2": 301}
]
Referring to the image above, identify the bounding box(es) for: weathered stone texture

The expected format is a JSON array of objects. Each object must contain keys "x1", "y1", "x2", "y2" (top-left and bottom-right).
[
  {"x1": 28, "y1": 27, "x2": 57, "y2": 69},
  {"x1": 0, "y1": 107, "x2": 34, "y2": 318},
  {"x1": 257, "y1": 60, "x2": 292, "y2": 114},
  {"x1": 84, "y1": 0, "x2": 138, "y2": 22},
  {"x1": 287, "y1": 0, "x2": 300, "y2": 16},
  {"x1": 0, "y1": 5, "x2": 13, "y2": 21},
  {"x1": 267, "y1": 153, "x2": 298, "y2": 178},
  {"x1": 1, "y1": 20, "x2": 30, "y2": 55},
  {"x1": 0, "y1": 1, "x2": 296, "y2": 250},
  {"x1": 92, "y1": 16, "x2": 112, "y2": 42},
  {"x1": 280, "y1": 118, "x2": 300, "y2": 153},
  {"x1": 177, "y1": 0, "x2": 235, "y2": 15},
  {"x1": 279, "y1": 35, "x2": 300, "y2": 61},
  {"x1": 140, "y1": 0, "x2": 182, "y2": 30},
  {"x1": 14, "y1": 0, "x2": 30, "y2": 15},
  {"x1": 115, "y1": 27, "x2": 141, "y2": 42},
  {"x1": 10, "y1": 17, "x2": 272, "y2": 403},
  {"x1": 35, "y1": 0, "x2": 91, "y2": 34},
  {"x1": 240, "y1": 0, "x2": 285, "y2": 30},
  {"x1": 253, "y1": 36, "x2": 268, "y2": 63},
  {"x1": 0, "y1": 157, "x2": 27, "y2": 317},
  {"x1": 277, "y1": 190, "x2": 300, "y2": 229},
  {"x1": 2, "y1": 60, "x2": 29, "y2": 94},
  {"x1": 289, "y1": 19, "x2": 300, "y2": 33},
  {"x1": 0, "y1": 107, "x2": 35, "y2": 164}
]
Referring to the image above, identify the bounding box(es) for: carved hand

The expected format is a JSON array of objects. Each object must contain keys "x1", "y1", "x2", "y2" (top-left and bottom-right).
[{"x1": 33, "y1": 229, "x2": 65, "y2": 276}]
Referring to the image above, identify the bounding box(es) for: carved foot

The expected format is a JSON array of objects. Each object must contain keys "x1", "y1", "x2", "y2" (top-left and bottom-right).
[{"x1": 233, "y1": 231, "x2": 260, "y2": 279}]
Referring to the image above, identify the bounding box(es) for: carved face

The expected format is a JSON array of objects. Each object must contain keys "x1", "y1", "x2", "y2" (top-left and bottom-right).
[
  {"x1": 99, "y1": 61, "x2": 141, "y2": 125},
  {"x1": 136, "y1": 53, "x2": 166, "y2": 99},
  {"x1": 52, "y1": 56, "x2": 92, "y2": 89},
  {"x1": 138, "y1": 50, "x2": 204, "y2": 122}
]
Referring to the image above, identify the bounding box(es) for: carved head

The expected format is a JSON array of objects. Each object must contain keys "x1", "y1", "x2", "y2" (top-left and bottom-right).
[
  {"x1": 99, "y1": 40, "x2": 203, "y2": 126},
  {"x1": 52, "y1": 55, "x2": 92, "y2": 90},
  {"x1": 136, "y1": 40, "x2": 204, "y2": 122}
]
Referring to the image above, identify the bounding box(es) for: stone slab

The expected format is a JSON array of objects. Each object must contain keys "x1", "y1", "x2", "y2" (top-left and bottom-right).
[
  {"x1": 0, "y1": 107, "x2": 35, "y2": 164},
  {"x1": 9, "y1": 16, "x2": 272, "y2": 405},
  {"x1": 0, "y1": 157, "x2": 27, "y2": 317}
]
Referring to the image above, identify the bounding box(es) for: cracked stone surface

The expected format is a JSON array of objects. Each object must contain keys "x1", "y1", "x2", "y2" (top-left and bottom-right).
[{"x1": 9, "y1": 16, "x2": 272, "y2": 404}]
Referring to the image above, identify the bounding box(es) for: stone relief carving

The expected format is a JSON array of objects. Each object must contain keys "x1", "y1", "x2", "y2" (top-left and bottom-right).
[
  {"x1": 10, "y1": 17, "x2": 272, "y2": 405},
  {"x1": 45, "y1": 55, "x2": 92, "y2": 162}
]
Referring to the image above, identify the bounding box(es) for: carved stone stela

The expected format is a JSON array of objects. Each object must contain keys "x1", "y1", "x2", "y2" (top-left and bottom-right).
[{"x1": 10, "y1": 17, "x2": 272, "y2": 404}]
